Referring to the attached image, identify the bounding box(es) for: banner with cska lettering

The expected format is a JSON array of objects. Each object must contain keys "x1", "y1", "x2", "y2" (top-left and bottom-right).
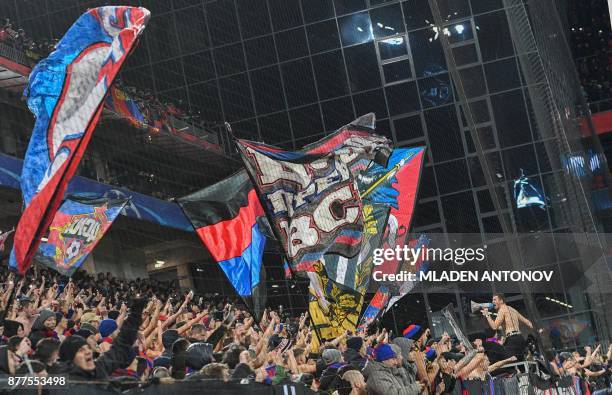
[{"x1": 35, "y1": 196, "x2": 128, "y2": 276}]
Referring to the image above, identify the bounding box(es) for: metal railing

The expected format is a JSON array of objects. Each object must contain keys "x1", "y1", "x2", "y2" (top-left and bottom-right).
[
  {"x1": 0, "y1": 42, "x2": 28, "y2": 66},
  {"x1": 589, "y1": 99, "x2": 612, "y2": 114}
]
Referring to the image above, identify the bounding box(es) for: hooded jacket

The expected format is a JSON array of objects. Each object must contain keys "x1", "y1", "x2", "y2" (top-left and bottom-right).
[
  {"x1": 363, "y1": 359, "x2": 421, "y2": 395},
  {"x1": 391, "y1": 337, "x2": 420, "y2": 387},
  {"x1": 29, "y1": 310, "x2": 59, "y2": 348}
]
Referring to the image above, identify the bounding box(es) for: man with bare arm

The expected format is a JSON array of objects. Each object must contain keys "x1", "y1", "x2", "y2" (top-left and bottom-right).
[{"x1": 481, "y1": 293, "x2": 533, "y2": 361}]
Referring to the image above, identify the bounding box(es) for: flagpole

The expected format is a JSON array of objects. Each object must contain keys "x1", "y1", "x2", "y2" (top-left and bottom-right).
[
  {"x1": 360, "y1": 161, "x2": 404, "y2": 199},
  {"x1": 391, "y1": 306, "x2": 399, "y2": 336}
]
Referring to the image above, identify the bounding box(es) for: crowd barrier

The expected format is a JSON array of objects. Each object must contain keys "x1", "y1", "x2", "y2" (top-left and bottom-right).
[
  {"x1": 2, "y1": 372, "x2": 609, "y2": 394},
  {"x1": 2, "y1": 379, "x2": 315, "y2": 395},
  {"x1": 453, "y1": 373, "x2": 601, "y2": 395}
]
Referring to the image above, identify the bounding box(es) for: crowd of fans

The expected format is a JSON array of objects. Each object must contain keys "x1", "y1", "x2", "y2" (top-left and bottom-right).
[
  {"x1": 0, "y1": 264, "x2": 611, "y2": 394},
  {"x1": 0, "y1": 19, "x2": 57, "y2": 66},
  {"x1": 569, "y1": 3, "x2": 612, "y2": 108}
]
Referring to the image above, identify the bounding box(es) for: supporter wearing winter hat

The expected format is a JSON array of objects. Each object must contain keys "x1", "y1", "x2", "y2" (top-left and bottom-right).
[
  {"x1": 344, "y1": 337, "x2": 367, "y2": 369},
  {"x1": 80, "y1": 312, "x2": 100, "y2": 328},
  {"x1": 402, "y1": 324, "x2": 423, "y2": 340},
  {"x1": 346, "y1": 336, "x2": 364, "y2": 352},
  {"x1": 34, "y1": 337, "x2": 60, "y2": 367},
  {"x1": 322, "y1": 348, "x2": 343, "y2": 365},
  {"x1": 425, "y1": 346, "x2": 437, "y2": 362},
  {"x1": 374, "y1": 343, "x2": 397, "y2": 363},
  {"x1": 99, "y1": 319, "x2": 118, "y2": 339},
  {"x1": 29, "y1": 309, "x2": 58, "y2": 348},
  {"x1": 59, "y1": 335, "x2": 89, "y2": 364},
  {"x1": 80, "y1": 322, "x2": 98, "y2": 335},
  {"x1": 3, "y1": 320, "x2": 24, "y2": 338},
  {"x1": 97, "y1": 319, "x2": 118, "y2": 353}
]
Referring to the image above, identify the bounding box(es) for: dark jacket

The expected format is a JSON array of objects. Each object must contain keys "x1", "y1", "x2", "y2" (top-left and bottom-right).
[
  {"x1": 318, "y1": 361, "x2": 347, "y2": 394},
  {"x1": 0, "y1": 346, "x2": 10, "y2": 377},
  {"x1": 28, "y1": 310, "x2": 58, "y2": 348},
  {"x1": 391, "y1": 337, "x2": 420, "y2": 388},
  {"x1": 60, "y1": 299, "x2": 145, "y2": 381},
  {"x1": 343, "y1": 348, "x2": 367, "y2": 370}
]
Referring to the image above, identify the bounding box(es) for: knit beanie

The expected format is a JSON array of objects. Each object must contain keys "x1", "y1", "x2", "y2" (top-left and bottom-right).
[
  {"x1": 74, "y1": 329, "x2": 94, "y2": 339},
  {"x1": 162, "y1": 330, "x2": 179, "y2": 350},
  {"x1": 322, "y1": 349, "x2": 342, "y2": 365},
  {"x1": 402, "y1": 324, "x2": 423, "y2": 340},
  {"x1": 425, "y1": 346, "x2": 437, "y2": 361},
  {"x1": 80, "y1": 323, "x2": 98, "y2": 335},
  {"x1": 346, "y1": 336, "x2": 364, "y2": 351},
  {"x1": 59, "y1": 335, "x2": 88, "y2": 362},
  {"x1": 98, "y1": 319, "x2": 118, "y2": 338},
  {"x1": 3, "y1": 320, "x2": 23, "y2": 338},
  {"x1": 33, "y1": 309, "x2": 56, "y2": 331},
  {"x1": 375, "y1": 344, "x2": 396, "y2": 362}
]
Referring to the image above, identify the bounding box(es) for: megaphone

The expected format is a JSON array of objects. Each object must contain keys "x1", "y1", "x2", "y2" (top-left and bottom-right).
[{"x1": 471, "y1": 301, "x2": 495, "y2": 313}]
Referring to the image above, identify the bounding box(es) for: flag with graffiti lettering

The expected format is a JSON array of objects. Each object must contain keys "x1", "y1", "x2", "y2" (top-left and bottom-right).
[
  {"x1": 322, "y1": 147, "x2": 425, "y2": 293},
  {"x1": 36, "y1": 196, "x2": 128, "y2": 276},
  {"x1": 236, "y1": 114, "x2": 391, "y2": 281},
  {"x1": 9, "y1": 6, "x2": 149, "y2": 274}
]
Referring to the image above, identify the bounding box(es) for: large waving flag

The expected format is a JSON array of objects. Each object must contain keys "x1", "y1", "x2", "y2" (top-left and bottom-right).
[
  {"x1": 10, "y1": 6, "x2": 150, "y2": 274},
  {"x1": 104, "y1": 86, "x2": 146, "y2": 128},
  {"x1": 362, "y1": 148, "x2": 426, "y2": 283},
  {"x1": 236, "y1": 114, "x2": 391, "y2": 282},
  {"x1": 36, "y1": 196, "x2": 128, "y2": 276},
  {"x1": 308, "y1": 261, "x2": 364, "y2": 350},
  {"x1": 177, "y1": 170, "x2": 267, "y2": 320},
  {"x1": 323, "y1": 147, "x2": 426, "y2": 292}
]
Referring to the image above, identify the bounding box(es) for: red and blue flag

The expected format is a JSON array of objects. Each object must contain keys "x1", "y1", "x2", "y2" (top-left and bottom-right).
[
  {"x1": 357, "y1": 285, "x2": 390, "y2": 333},
  {"x1": 237, "y1": 114, "x2": 391, "y2": 284},
  {"x1": 323, "y1": 147, "x2": 426, "y2": 292},
  {"x1": 177, "y1": 170, "x2": 267, "y2": 319},
  {"x1": 105, "y1": 86, "x2": 146, "y2": 127},
  {"x1": 9, "y1": 6, "x2": 149, "y2": 274}
]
